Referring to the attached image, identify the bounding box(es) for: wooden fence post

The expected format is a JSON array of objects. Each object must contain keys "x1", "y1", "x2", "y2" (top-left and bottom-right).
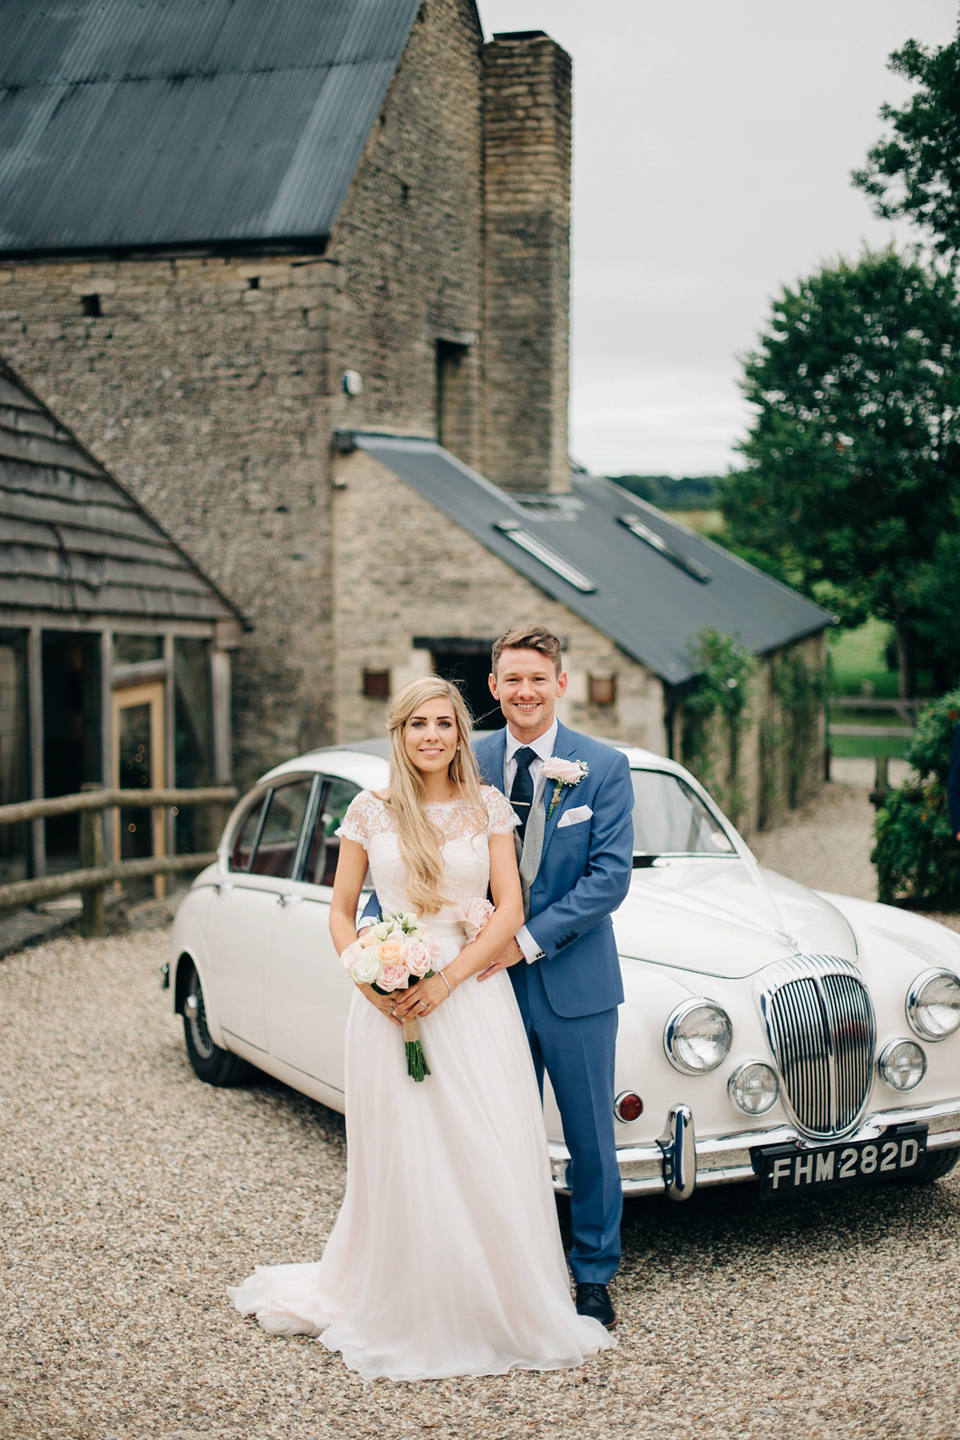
[{"x1": 80, "y1": 784, "x2": 106, "y2": 938}]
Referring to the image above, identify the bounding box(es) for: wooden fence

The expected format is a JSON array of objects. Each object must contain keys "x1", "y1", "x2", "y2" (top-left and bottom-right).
[{"x1": 0, "y1": 785, "x2": 237, "y2": 936}]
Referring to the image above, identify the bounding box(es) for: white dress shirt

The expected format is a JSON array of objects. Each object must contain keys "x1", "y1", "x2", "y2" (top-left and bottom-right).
[{"x1": 504, "y1": 720, "x2": 557, "y2": 963}]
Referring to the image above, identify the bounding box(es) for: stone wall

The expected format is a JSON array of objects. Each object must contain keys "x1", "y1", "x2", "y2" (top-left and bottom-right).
[
  {"x1": 482, "y1": 32, "x2": 572, "y2": 493},
  {"x1": 331, "y1": 448, "x2": 667, "y2": 751},
  {"x1": 0, "y1": 0, "x2": 489, "y2": 786},
  {"x1": 0, "y1": 253, "x2": 337, "y2": 787},
  {"x1": 680, "y1": 631, "x2": 827, "y2": 836},
  {"x1": 324, "y1": 0, "x2": 485, "y2": 469}
]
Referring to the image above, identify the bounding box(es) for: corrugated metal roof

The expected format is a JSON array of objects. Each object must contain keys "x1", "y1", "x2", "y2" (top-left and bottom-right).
[
  {"x1": 0, "y1": 0, "x2": 420, "y2": 255},
  {"x1": 352, "y1": 433, "x2": 832, "y2": 684},
  {"x1": 0, "y1": 363, "x2": 243, "y2": 625}
]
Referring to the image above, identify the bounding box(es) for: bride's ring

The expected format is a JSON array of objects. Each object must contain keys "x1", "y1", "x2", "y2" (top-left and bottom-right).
[{"x1": 418, "y1": 1000, "x2": 427, "y2": 1011}]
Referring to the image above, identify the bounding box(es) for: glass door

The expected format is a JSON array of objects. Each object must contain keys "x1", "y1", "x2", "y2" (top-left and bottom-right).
[{"x1": 113, "y1": 682, "x2": 166, "y2": 898}]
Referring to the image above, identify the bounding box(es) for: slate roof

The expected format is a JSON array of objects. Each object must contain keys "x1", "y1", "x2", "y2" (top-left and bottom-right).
[
  {"x1": 0, "y1": 363, "x2": 243, "y2": 626},
  {"x1": 0, "y1": 0, "x2": 421, "y2": 256},
  {"x1": 352, "y1": 433, "x2": 832, "y2": 685}
]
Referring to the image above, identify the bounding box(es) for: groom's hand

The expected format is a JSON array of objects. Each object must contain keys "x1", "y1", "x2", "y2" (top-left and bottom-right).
[{"x1": 477, "y1": 937, "x2": 524, "y2": 981}]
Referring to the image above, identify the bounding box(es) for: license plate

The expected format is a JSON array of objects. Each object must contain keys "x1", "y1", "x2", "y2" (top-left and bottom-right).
[{"x1": 754, "y1": 1125, "x2": 927, "y2": 1199}]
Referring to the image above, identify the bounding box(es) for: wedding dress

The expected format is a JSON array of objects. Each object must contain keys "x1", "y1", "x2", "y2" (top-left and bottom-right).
[{"x1": 228, "y1": 786, "x2": 614, "y2": 1380}]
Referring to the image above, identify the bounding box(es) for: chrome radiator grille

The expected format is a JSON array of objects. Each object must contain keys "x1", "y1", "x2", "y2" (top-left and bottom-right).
[{"x1": 756, "y1": 955, "x2": 875, "y2": 1139}]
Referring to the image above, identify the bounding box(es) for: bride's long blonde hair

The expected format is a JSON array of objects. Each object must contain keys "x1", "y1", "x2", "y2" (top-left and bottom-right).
[{"x1": 383, "y1": 677, "x2": 485, "y2": 915}]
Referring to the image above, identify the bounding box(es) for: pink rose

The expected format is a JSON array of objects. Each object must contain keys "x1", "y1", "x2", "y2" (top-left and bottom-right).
[
  {"x1": 461, "y1": 897, "x2": 494, "y2": 940},
  {"x1": 378, "y1": 963, "x2": 409, "y2": 992},
  {"x1": 341, "y1": 940, "x2": 364, "y2": 973},
  {"x1": 406, "y1": 940, "x2": 431, "y2": 976},
  {"x1": 542, "y1": 757, "x2": 586, "y2": 786},
  {"x1": 359, "y1": 930, "x2": 379, "y2": 948},
  {"x1": 426, "y1": 935, "x2": 443, "y2": 963}
]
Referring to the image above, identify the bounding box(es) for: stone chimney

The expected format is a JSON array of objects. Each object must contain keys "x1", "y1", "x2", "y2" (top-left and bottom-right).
[{"x1": 482, "y1": 31, "x2": 572, "y2": 494}]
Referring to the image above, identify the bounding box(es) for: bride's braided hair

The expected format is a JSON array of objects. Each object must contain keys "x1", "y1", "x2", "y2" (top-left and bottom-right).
[{"x1": 383, "y1": 677, "x2": 486, "y2": 916}]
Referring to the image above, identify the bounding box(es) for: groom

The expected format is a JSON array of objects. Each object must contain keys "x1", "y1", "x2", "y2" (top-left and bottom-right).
[{"x1": 475, "y1": 623, "x2": 634, "y2": 1330}]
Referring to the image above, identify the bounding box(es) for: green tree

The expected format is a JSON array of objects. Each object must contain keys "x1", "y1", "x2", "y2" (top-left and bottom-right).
[
  {"x1": 853, "y1": 29, "x2": 960, "y2": 256},
  {"x1": 872, "y1": 687, "x2": 960, "y2": 905},
  {"x1": 719, "y1": 248, "x2": 960, "y2": 694}
]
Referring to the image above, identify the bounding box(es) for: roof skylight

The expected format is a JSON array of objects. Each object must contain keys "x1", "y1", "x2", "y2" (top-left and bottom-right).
[
  {"x1": 617, "y1": 514, "x2": 712, "y2": 583},
  {"x1": 493, "y1": 523, "x2": 598, "y2": 593}
]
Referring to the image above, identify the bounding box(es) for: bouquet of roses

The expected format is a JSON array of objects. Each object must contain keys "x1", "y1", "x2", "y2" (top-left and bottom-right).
[{"x1": 341, "y1": 912, "x2": 442, "y2": 1081}]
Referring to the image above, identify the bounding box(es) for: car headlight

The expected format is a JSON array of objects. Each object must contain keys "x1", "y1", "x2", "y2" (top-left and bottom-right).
[
  {"x1": 878, "y1": 1039, "x2": 926, "y2": 1092},
  {"x1": 664, "y1": 998, "x2": 732, "y2": 1074},
  {"x1": 906, "y1": 968, "x2": 960, "y2": 1041},
  {"x1": 727, "y1": 1061, "x2": 779, "y2": 1115}
]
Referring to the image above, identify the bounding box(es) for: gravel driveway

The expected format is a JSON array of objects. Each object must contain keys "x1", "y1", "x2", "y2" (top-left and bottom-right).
[{"x1": 4, "y1": 788, "x2": 960, "y2": 1440}]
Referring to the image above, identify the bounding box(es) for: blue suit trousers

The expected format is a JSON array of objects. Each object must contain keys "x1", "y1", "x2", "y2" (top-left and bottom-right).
[{"x1": 511, "y1": 960, "x2": 622, "y2": 1283}]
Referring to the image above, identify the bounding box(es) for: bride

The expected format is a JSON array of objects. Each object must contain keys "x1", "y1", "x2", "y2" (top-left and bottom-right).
[{"x1": 228, "y1": 677, "x2": 615, "y2": 1380}]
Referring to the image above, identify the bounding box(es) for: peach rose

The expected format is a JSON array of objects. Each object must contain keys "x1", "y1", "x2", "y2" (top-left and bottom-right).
[
  {"x1": 377, "y1": 939, "x2": 406, "y2": 965},
  {"x1": 378, "y1": 963, "x2": 409, "y2": 992}
]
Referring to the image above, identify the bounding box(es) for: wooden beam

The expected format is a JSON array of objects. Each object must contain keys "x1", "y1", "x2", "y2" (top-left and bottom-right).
[
  {"x1": 211, "y1": 646, "x2": 232, "y2": 784},
  {"x1": 27, "y1": 626, "x2": 44, "y2": 877},
  {"x1": 0, "y1": 851, "x2": 219, "y2": 912},
  {"x1": 0, "y1": 785, "x2": 237, "y2": 826}
]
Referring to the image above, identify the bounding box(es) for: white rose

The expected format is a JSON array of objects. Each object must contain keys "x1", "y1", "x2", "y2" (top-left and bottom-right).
[{"x1": 351, "y1": 950, "x2": 381, "y2": 985}]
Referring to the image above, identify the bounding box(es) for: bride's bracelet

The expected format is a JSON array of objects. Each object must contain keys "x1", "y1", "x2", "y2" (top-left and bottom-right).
[{"x1": 437, "y1": 970, "x2": 453, "y2": 997}]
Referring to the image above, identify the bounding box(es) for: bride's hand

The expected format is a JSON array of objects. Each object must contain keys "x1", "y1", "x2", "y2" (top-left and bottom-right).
[
  {"x1": 359, "y1": 983, "x2": 404, "y2": 1027},
  {"x1": 392, "y1": 972, "x2": 452, "y2": 1022}
]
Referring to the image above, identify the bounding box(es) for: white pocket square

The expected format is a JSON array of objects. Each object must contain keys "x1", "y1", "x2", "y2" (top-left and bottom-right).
[{"x1": 557, "y1": 804, "x2": 593, "y2": 828}]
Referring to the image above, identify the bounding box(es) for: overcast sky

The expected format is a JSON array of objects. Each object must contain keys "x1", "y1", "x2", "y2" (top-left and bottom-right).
[{"x1": 475, "y1": 1, "x2": 958, "y2": 478}]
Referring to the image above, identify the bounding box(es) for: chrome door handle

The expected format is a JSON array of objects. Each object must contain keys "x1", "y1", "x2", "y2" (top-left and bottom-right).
[
  {"x1": 278, "y1": 893, "x2": 303, "y2": 907},
  {"x1": 214, "y1": 881, "x2": 235, "y2": 896}
]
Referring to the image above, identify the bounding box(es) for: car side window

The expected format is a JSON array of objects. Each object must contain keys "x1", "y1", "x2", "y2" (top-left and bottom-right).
[
  {"x1": 249, "y1": 778, "x2": 314, "y2": 879},
  {"x1": 303, "y1": 778, "x2": 362, "y2": 887},
  {"x1": 229, "y1": 795, "x2": 266, "y2": 872}
]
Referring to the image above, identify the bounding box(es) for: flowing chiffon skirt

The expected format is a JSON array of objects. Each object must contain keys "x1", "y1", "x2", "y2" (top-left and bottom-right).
[{"x1": 228, "y1": 925, "x2": 614, "y2": 1380}]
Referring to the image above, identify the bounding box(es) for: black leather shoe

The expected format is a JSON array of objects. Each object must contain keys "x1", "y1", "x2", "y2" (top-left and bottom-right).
[{"x1": 575, "y1": 1282, "x2": 616, "y2": 1329}]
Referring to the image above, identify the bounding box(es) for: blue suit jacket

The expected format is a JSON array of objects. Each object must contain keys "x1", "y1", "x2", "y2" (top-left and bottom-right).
[
  {"x1": 948, "y1": 723, "x2": 960, "y2": 837},
  {"x1": 474, "y1": 722, "x2": 635, "y2": 1019}
]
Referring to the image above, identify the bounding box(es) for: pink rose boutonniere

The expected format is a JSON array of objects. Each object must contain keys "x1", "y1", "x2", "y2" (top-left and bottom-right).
[{"x1": 542, "y1": 757, "x2": 589, "y2": 819}]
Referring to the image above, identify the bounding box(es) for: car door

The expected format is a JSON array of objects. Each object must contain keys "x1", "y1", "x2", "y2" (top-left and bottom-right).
[
  {"x1": 264, "y1": 775, "x2": 362, "y2": 1092},
  {"x1": 205, "y1": 775, "x2": 315, "y2": 1053}
]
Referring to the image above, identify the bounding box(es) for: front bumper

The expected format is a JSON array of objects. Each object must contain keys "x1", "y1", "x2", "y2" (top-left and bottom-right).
[{"x1": 547, "y1": 1097, "x2": 960, "y2": 1199}]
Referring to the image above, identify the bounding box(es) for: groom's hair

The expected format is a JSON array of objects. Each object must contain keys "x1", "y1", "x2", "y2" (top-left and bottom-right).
[{"x1": 491, "y1": 623, "x2": 564, "y2": 677}]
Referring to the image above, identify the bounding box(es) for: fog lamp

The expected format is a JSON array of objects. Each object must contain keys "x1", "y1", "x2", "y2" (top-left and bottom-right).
[
  {"x1": 664, "y1": 999, "x2": 732, "y2": 1074},
  {"x1": 906, "y1": 968, "x2": 960, "y2": 1041},
  {"x1": 727, "y1": 1061, "x2": 779, "y2": 1115},
  {"x1": 878, "y1": 1038, "x2": 926, "y2": 1092},
  {"x1": 614, "y1": 1091, "x2": 644, "y2": 1123}
]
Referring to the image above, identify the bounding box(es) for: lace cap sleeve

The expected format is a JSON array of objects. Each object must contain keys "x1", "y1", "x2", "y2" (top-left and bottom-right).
[
  {"x1": 337, "y1": 791, "x2": 382, "y2": 848},
  {"x1": 483, "y1": 786, "x2": 520, "y2": 836}
]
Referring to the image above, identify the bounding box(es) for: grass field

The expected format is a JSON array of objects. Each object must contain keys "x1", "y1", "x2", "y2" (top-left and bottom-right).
[
  {"x1": 829, "y1": 732, "x2": 911, "y2": 760},
  {"x1": 828, "y1": 619, "x2": 914, "y2": 759},
  {"x1": 829, "y1": 617, "x2": 899, "y2": 697}
]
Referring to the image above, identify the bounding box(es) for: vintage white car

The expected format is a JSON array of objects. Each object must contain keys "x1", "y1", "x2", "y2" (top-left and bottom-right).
[{"x1": 166, "y1": 740, "x2": 960, "y2": 1202}]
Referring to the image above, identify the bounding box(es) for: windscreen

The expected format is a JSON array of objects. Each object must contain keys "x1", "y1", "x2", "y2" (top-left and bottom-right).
[{"x1": 631, "y1": 770, "x2": 736, "y2": 857}]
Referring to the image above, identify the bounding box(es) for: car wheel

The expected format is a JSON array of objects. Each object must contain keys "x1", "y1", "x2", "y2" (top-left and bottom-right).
[
  {"x1": 181, "y1": 960, "x2": 250, "y2": 1086},
  {"x1": 892, "y1": 1146, "x2": 959, "y2": 1185}
]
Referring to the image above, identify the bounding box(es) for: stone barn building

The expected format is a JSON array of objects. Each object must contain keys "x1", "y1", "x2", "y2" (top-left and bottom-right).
[{"x1": 0, "y1": 0, "x2": 830, "y2": 857}]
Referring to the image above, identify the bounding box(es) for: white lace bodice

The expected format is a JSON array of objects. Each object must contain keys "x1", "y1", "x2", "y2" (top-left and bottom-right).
[{"x1": 339, "y1": 787, "x2": 518, "y2": 922}]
